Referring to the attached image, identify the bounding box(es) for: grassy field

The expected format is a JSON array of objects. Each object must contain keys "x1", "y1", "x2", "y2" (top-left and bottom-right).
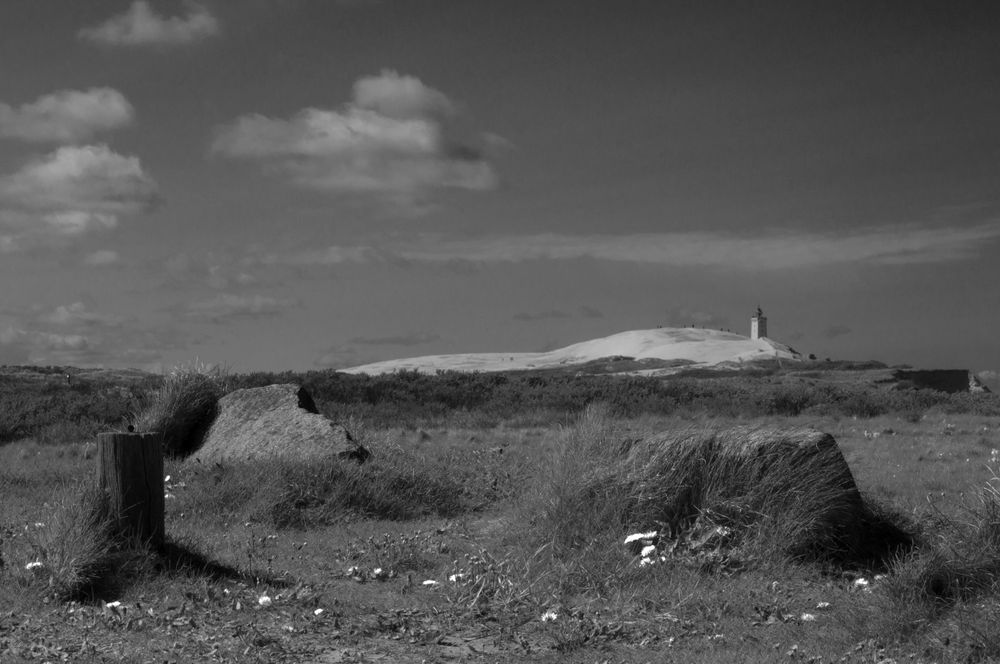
[{"x1": 2, "y1": 370, "x2": 1000, "y2": 662}]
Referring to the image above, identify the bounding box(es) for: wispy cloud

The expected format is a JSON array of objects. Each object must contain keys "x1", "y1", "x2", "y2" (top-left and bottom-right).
[
  {"x1": 264, "y1": 222, "x2": 1000, "y2": 270},
  {"x1": 0, "y1": 145, "x2": 159, "y2": 242},
  {"x1": 184, "y1": 293, "x2": 297, "y2": 321},
  {"x1": 578, "y1": 305, "x2": 605, "y2": 319},
  {"x1": 213, "y1": 70, "x2": 497, "y2": 212},
  {"x1": 83, "y1": 249, "x2": 120, "y2": 266},
  {"x1": 0, "y1": 88, "x2": 134, "y2": 143},
  {"x1": 79, "y1": 1, "x2": 219, "y2": 47},
  {"x1": 39, "y1": 302, "x2": 122, "y2": 327},
  {"x1": 0, "y1": 303, "x2": 180, "y2": 367}
]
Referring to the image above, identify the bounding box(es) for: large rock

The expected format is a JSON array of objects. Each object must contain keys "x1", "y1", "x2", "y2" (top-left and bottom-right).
[{"x1": 190, "y1": 384, "x2": 369, "y2": 464}]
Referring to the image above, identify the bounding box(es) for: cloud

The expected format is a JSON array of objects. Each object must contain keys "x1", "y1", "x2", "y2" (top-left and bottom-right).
[
  {"x1": 184, "y1": 293, "x2": 297, "y2": 321},
  {"x1": 513, "y1": 310, "x2": 571, "y2": 322},
  {"x1": 163, "y1": 251, "x2": 259, "y2": 289},
  {"x1": 0, "y1": 145, "x2": 159, "y2": 240},
  {"x1": 83, "y1": 249, "x2": 120, "y2": 266},
  {"x1": 824, "y1": 324, "x2": 853, "y2": 338},
  {"x1": 39, "y1": 302, "x2": 122, "y2": 327},
  {"x1": 578, "y1": 305, "x2": 605, "y2": 319},
  {"x1": 0, "y1": 301, "x2": 190, "y2": 368},
  {"x1": 0, "y1": 88, "x2": 133, "y2": 143},
  {"x1": 79, "y1": 1, "x2": 219, "y2": 47},
  {"x1": 213, "y1": 70, "x2": 497, "y2": 210},
  {"x1": 349, "y1": 333, "x2": 440, "y2": 346},
  {"x1": 277, "y1": 222, "x2": 1000, "y2": 270}
]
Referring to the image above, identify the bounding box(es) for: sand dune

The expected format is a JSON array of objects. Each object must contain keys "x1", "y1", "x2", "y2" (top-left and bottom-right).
[{"x1": 342, "y1": 327, "x2": 800, "y2": 375}]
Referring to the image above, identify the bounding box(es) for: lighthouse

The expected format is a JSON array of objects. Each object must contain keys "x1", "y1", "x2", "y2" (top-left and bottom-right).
[{"x1": 751, "y1": 306, "x2": 767, "y2": 340}]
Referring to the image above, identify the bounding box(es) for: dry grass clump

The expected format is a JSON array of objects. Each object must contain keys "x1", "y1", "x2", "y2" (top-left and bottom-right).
[
  {"x1": 525, "y1": 404, "x2": 911, "y2": 567},
  {"x1": 133, "y1": 361, "x2": 230, "y2": 458},
  {"x1": 16, "y1": 485, "x2": 120, "y2": 601}
]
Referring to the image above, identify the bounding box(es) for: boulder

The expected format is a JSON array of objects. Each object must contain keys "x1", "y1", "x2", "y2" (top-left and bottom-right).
[{"x1": 189, "y1": 384, "x2": 369, "y2": 464}]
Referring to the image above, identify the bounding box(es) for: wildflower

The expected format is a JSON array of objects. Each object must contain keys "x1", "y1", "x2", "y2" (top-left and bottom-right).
[
  {"x1": 422, "y1": 580, "x2": 439, "y2": 587},
  {"x1": 164, "y1": 475, "x2": 171, "y2": 483},
  {"x1": 258, "y1": 595, "x2": 272, "y2": 607},
  {"x1": 164, "y1": 493, "x2": 175, "y2": 500},
  {"x1": 540, "y1": 610, "x2": 558, "y2": 622},
  {"x1": 640, "y1": 544, "x2": 657, "y2": 558},
  {"x1": 449, "y1": 573, "x2": 466, "y2": 583},
  {"x1": 816, "y1": 602, "x2": 831, "y2": 610},
  {"x1": 105, "y1": 601, "x2": 124, "y2": 613},
  {"x1": 313, "y1": 608, "x2": 324, "y2": 616},
  {"x1": 25, "y1": 561, "x2": 44, "y2": 571},
  {"x1": 852, "y1": 577, "x2": 871, "y2": 592},
  {"x1": 800, "y1": 613, "x2": 817, "y2": 622}
]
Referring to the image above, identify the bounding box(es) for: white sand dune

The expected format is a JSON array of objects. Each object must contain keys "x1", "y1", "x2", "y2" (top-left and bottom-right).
[{"x1": 342, "y1": 328, "x2": 800, "y2": 375}]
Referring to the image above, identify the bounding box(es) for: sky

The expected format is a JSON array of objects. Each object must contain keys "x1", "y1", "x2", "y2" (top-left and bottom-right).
[{"x1": 1, "y1": 1, "x2": 999, "y2": 373}]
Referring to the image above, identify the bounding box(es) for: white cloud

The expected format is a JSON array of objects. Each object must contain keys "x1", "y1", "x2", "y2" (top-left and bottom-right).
[
  {"x1": 387, "y1": 223, "x2": 1000, "y2": 269},
  {"x1": 84, "y1": 249, "x2": 120, "y2": 266},
  {"x1": 0, "y1": 88, "x2": 133, "y2": 143},
  {"x1": 185, "y1": 293, "x2": 297, "y2": 321},
  {"x1": 255, "y1": 222, "x2": 1000, "y2": 270},
  {"x1": 79, "y1": 1, "x2": 219, "y2": 47},
  {"x1": 0, "y1": 144, "x2": 159, "y2": 239},
  {"x1": 213, "y1": 70, "x2": 497, "y2": 209},
  {"x1": 40, "y1": 302, "x2": 122, "y2": 327}
]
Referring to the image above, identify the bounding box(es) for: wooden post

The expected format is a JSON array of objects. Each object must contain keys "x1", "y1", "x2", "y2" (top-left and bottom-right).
[{"x1": 96, "y1": 432, "x2": 165, "y2": 549}]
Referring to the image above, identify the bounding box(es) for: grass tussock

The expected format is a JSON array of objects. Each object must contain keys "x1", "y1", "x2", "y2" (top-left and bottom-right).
[
  {"x1": 133, "y1": 361, "x2": 230, "y2": 458},
  {"x1": 524, "y1": 405, "x2": 912, "y2": 567},
  {"x1": 14, "y1": 485, "x2": 120, "y2": 601}
]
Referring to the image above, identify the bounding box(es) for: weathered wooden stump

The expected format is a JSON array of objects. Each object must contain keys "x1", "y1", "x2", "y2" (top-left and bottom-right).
[{"x1": 96, "y1": 432, "x2": 165, "y2": 549}]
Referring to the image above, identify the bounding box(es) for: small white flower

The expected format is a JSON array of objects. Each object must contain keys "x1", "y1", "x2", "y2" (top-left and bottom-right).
[
  {"x1": 640, "y1": 544, "x2": 657, "y2": 558},
  {"x1": 164, "y1": 492, "x2": 175, "y2": 500},
  {"x1": 164, "y1": 475, "x2": 171, "y2": 483},
  {"x1": 105, "y1": 601, "x2": 123, "y2": 611},
  {"x1": 639, "y1": 557, "x2": 655, "y2": 567},
  {"x1": 540, "y1": 610, "x2": 558, "y2": 622},
  {"x1": 25, "y1": 561, "x2": 44, "y2": 571},
  {"x1": 314, "y1": 608, "x2": 324, "y2": 616},
  {"x1": 257, "y1": 595, "x2": 272, "y2": 607},
  {"x1": 624, "y1": 531, "x2": 658, "y2": 545},
  {"x1": 800, "y1": 613, "x2": 817, "y2": 622},
  {"x1": 852, "y1": 577, "x2": 871, "y2": 592},
  {"x1": 816, "y1": 601, "x2": 831, "y2": 610},
  {"x1": 422, "y1": 579, "x2": 439, "y2": 586},
  {"x1": 347, "y1": 566, "x2": 362, "y2": 576},
  {"x1": 32, "y1": 522, "x2": 45, "y2": 528},
  {"x1": 449, "y1": 573, "x2": 466, "y2": 583}
]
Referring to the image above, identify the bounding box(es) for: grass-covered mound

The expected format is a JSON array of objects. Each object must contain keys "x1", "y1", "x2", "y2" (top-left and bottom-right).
[{"x1": 527, "y1": 407, "x2": 912, "y2": 569}]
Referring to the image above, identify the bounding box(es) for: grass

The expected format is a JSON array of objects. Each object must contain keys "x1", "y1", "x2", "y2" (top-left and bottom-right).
[
  {"x1": 132, "y1": 360, "x2": 229, "y2": 457},
  {"x1": 3, "y1": 388, "x2": 1000, "y2": 660}
]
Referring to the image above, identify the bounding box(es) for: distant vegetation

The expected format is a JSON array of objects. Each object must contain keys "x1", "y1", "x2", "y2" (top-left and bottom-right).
[{"x1": 1, "y1": 362, "x2": 998, "y2": 443}]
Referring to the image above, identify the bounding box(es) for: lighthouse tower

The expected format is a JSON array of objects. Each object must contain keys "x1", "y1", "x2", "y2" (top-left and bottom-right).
[{"x1": 751, "y1": 306, "x2": 767, "y2": 340}]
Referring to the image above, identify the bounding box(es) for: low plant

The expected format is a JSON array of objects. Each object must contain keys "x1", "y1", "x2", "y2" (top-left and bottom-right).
[
  {"x1": 18, "y1": 485, "x2": 119, "y2": 600},
  {"x1": 133, "y1": 360, "x2": 230, "y2": 457}
]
